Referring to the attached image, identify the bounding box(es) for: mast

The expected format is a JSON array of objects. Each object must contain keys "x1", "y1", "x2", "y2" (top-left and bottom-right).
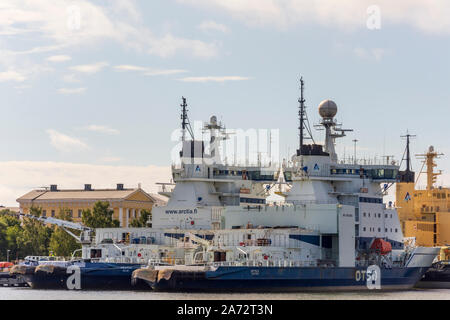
[
  {"x1": 398, "y1": 132, "x2": 416, "y2": 183},
  {"x1": 180, "y1": 96, "x2": 194, "y2": 141},
  {"x1": 297, "y1": 77, "x2": 315, "y2": 156},
  {"x1": 298, "y1": 77, "x2": 305, "y2": 151},
  {"x1": 416, "y1": 146, "x2": 443, "y2": 190}
]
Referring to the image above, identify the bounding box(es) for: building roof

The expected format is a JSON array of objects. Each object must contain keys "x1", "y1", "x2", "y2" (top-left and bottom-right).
[
  {"x1": 149, "y1": 193, "x2": 169, "y2": 206},
  {"x1": 17, "y1": 188, "x2": 157, "y2": 203}
]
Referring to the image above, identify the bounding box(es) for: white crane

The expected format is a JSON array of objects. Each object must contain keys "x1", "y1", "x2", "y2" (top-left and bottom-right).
[{"x1": 18, "y1": 213, "x2": 93, "y2": 244}]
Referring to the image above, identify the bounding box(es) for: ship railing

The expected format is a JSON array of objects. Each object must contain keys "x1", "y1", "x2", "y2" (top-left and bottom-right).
[
  {"x1": 338, "y1": 157, "x2": 398, "y2": 166},
  {"x1": 209, "y1": 260, "x2": 317, "y2": 268},
  {"x1": 288, "y1": 200, "x2": 338, "y2": 206},
  {"x1": 147, "y1": 258, "x2": 185, "y2": 266}
]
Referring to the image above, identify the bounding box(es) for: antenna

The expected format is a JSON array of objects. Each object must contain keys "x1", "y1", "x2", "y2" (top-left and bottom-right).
[
  {"x1": 401, "y1": 131, "x2": 416, "y2": 172},
  {"x1": 416, "y1": 145, "x2": 444, "y2": 190},
  {"x1": 352, "y1": 139, "x2": 358, "y2": 165},
  {"x1": 180, "y1": 97, "x2": 194, "y2": 141},
  {"x1": 297, "y1": 77, "x2": 315, "y2": 155},
  {"x1": 299, "y1": 77, "x2": 305, "y2": 150}
]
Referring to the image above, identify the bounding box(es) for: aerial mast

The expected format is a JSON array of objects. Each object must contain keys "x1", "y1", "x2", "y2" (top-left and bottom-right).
[
  {"x1": 180, "y1": 96, "x2": 194, "y2": 141},
  {"x1": 416, "y1": 146, "x2": 444, "y2": 190},
  {"x1": 298, "y1": 77, "x2": 305, "y2": 151},
  {"x1": 398, "y1": 132, "x2": 416, "y2": 183}
]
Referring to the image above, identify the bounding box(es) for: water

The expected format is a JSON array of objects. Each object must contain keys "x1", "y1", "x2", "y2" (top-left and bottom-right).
[{"x1": 1, "y1": 287, "x2": 449, "y2": 300}]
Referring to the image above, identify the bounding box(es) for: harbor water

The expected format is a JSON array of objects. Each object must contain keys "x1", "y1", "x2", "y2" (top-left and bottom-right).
[{"x1": 1, "y1": 287, "x2": 449, "y2": 300}]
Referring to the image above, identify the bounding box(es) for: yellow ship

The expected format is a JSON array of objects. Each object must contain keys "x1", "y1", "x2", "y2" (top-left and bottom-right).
[{"x1": 396, "y1": 135, "x2": 450, "y2": 249}]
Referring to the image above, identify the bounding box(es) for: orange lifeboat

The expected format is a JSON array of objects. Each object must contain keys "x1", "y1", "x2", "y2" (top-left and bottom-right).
[
  {"x1": 370, "y1": 239, "x2": 392, "y2": 255},
  {"x1": 0, "y1": 262, "x2": 13, "y2": 268}
]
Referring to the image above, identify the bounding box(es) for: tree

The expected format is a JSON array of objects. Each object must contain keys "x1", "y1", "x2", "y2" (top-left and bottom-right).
[
  {"x1": 48, "y1": 208, "x2": 81, "y2": 257},
  {"x1": 129, "y1": 209, "x2": 151, "y2": 228},
  {"x1": 82, "y1": 201, "x2": 120, "y2": 229},
  {"x1": 16, "y1": 206, "x2": 53, "y2": 257},
  {"x1": 0, "y1": 212, "x2": 22, "y2": 261}
]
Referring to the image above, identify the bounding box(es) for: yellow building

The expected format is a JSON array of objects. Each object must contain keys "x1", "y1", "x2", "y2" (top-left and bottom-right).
[
  {"x1": 396, "y1": 145, "x2": 450, "y2": 247},
  {"x1": 16, "y1": 184, "x2": 166, "y2": 227}
]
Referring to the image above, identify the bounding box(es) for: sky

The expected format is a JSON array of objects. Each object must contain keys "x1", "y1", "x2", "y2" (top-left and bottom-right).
[{"x1": 1, "y1": 0, "x2": 450, "y2": 206}]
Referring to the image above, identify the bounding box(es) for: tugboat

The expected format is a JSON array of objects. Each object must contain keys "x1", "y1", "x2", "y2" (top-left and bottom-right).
[
  {"x1": 9, "y1": 216, "x2": 148, "y2": 290},
  {"x1": 132, "y1": 78, "x2": 440, "y2": 292},
  {"x1": 416, "y1": 247, "x2": 450, "y2": 288},
  {"x1": 0, "y1": 262, "x2": 28, "y2": 287}
]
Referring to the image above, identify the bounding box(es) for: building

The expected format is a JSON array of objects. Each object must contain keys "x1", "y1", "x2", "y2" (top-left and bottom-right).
[
  {"x1": 396, "y1": 145, "x2": 450, "y2": 247},
  {"x1": 16, "y1": 184, "x2": 167, "y2": 227}
]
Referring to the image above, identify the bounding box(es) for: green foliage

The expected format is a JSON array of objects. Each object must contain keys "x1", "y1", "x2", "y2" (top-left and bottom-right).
[
  {"x1": 129, "y1": 209, "x2": 152, "y2": 228},
  {"x1": 82, "y1": 201, "x2": 120, "y2": 228},
  {"x1": 12, "y1": 206, "x2": 53, "y2": 257},
  {"x1": 48, "y1": 208, "x2": 81, "y2": 257},
  {"x1": 0, "y1": 210, "x2": 23, "y2": 261}
]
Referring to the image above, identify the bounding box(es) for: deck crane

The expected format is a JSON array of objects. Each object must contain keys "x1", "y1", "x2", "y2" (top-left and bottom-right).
[{"x1": 18, "y1": 213, "x2": 93, "y2": 244}]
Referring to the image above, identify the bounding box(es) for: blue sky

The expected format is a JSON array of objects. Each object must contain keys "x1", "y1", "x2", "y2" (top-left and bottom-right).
[{"x1": 1, "y1": 0, "x2": 450, "y2": 205}]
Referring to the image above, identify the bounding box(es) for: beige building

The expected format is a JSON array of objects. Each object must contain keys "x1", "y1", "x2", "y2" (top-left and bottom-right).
[{"x1": 16, "y1": 184, "x2": 166, "y2": 227}]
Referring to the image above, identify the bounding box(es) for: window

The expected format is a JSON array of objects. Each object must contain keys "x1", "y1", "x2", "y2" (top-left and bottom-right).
[
  {"x1": 68, "y1": 210, "x2": 73, "y2": 217},
  {"x1": 385, "y1": 228, "x2": 387, "y2": 232},
  {"x1": 368, "y1": 213, "x2": 371, "y2": 217},
  {"x1": 363, "y1": 227, "x2": 366, "y2": 231},
  {"x1": 78, "y1": 210, "x2": 82, "y2": 218},
  {"x1": 42, "y1": 210, "x2": 47, "y2": 217},
  {"x1": 51, "y1": 210, "x2": 55, "y2": 217},
  {"x1": 363, "y1": 212, "x2": 366, "y2": 217},
  {"x1": 395, "y1": 228, "x2": 398, "y2": 233},
  {"x1": 378, "y1": 213, "x2": 381, "y2": 218},
  {"x1": 385, "y1": 214, "x2": 387, "y2": 218},
  {"x1": 378, "y1": 228, "x2": 381, "y2": 232}
]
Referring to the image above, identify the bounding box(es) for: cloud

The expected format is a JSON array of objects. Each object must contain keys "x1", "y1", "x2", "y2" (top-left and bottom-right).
[
  {"x1": 62, "y1": 74, "x2": 80, "y2": 83},
  {"x1": 69, "y1": 62, "x2": 109, "y2": 74},
  {"x1": 180, "y1": 0, "x2": 450, "y2": 34},
  {"x1": 114, "y1": 65, "x2": 188, "y2": 76},
  {"x1": 146, "y1": 35, "x2": 219, "y2": 58},
  {"x1": 0, "y1": 1, "x2": 219, "y2": 58},
  {"x1": 177, "y1": 76, "x2": 251, "y2": 82},
  {"x1": 0, "y1": 161, "x2": 171, "y2": 206},
  {"x1": 353, "y1": 47, "x2": 387, "y2": 61},
  {"x1": 99, "y1": 157, "x2": 122, "y2": 163},
  {"x1": 198, "y1": 20, "x2": 230, "y2": 33},
  {"x1": 83, "y1": 125, "x2": 120, "y2": 135},
  {"x1": 114, "y1": 65, "x2": 148, "y2": 72},
  {"x1": 46, "y1": 129, "x2": 89, "y2": 152},
  {"x1": 58, "y1": 87, "x2": 86, "y2": 94},
  {"x1": 0, "y1": 70, "x2": 27, "y2": 82},
  {"x1": 47, "y1": 55, "x2": 72, "y2": 62}
]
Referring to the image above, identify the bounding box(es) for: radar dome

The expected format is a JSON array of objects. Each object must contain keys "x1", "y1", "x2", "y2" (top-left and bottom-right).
[{"x1": 318, "y1": 100, "x2": 338, "y2": 119}]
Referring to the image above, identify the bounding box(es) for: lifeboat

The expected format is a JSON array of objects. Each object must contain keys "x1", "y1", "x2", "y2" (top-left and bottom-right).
[{"x1": 370, "y1": 238, "x2": 392, "y2": 255}]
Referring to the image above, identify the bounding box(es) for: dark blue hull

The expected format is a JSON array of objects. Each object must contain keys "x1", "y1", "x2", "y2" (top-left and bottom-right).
[
  {"x1": 149, "y1": 266, "x2": 429, "y2": 292},
  {"x1": 23, "y1": 262, "x2": 144, "y2": 290}
]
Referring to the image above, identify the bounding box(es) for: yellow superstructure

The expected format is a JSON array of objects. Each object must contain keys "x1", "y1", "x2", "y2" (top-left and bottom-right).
[
  {"x1": 396, "y1": 146, "x2": 450, "y2": 247},
  {"x1": 16, "y1": 184, "x2": 167, "y2": 227}
]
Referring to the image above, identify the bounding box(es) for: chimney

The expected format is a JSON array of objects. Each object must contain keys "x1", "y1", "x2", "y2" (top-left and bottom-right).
[
  {"x1": 117, "y1": 183, "x2": 124, "y2": 190},
  {"x1": 84, "y1": 184, "x2": 92, "y2": 191},
  {"x1": 50, "y1": 185, "x2": 58, "y2": 191}
]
